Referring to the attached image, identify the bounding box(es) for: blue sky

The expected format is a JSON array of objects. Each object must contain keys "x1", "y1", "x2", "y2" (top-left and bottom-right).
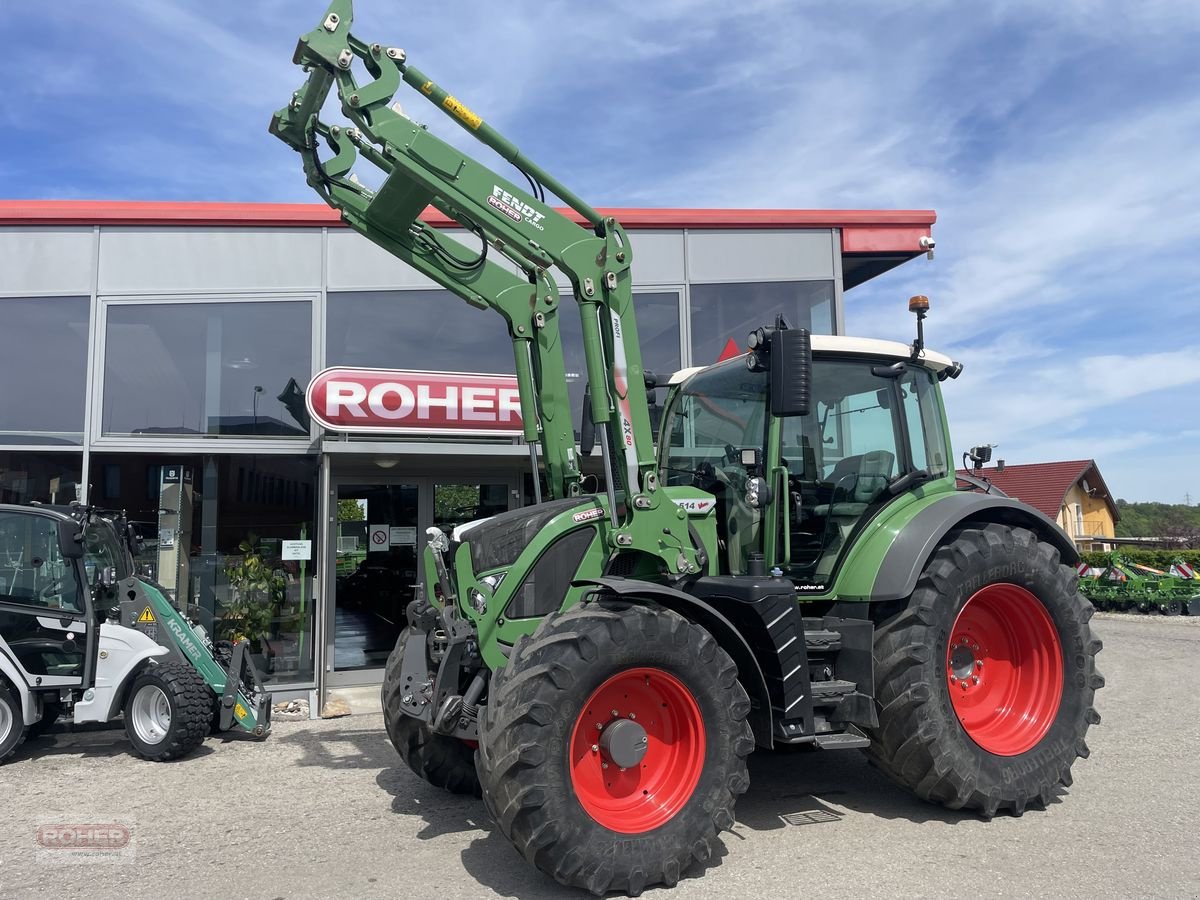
[{"x1": 4, "y1": 1, "x2": 1198, "y2": 503}]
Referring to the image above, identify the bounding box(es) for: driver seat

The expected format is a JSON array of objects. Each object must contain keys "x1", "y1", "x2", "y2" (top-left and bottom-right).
[{"x1": 814, "y1": 450, "x2": 895, "y2": 519}]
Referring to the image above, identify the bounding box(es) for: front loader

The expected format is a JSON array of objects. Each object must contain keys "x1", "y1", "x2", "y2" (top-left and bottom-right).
[
  {"x1": 271, "y1": 3, "x2": 1103, "y2": 894},
  {"x1": 0, "y1": 504, "x2": 270, "y2": 763}
]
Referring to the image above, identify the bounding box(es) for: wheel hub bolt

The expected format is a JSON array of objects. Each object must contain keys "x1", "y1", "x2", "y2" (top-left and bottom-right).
[
  {"x1": 611, "y1": 709, "x2": 619, "y2": 717},
  {"x1": 591, "y1": 744, "x2": 599, "y2": 752},
  {"x1": 960, "y1": 681, "x2": 969, "y2": 690},
  {"x1": 972, "y1": 676, "x2": 979, "y2": 685}
]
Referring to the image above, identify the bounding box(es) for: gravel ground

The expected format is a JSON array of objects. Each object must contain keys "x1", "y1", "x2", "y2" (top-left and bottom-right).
[{"x1": 0, "y1": 614, "x2": 1196, "y2": 900}]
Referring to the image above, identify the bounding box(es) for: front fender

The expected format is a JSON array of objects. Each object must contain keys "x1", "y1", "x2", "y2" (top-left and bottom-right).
[
  {"x1": 72, "y1": 624, "x2": 169, "y2": 723},
  {"x1": 858, "y1": 492, "x2": 1079, "y2": 603}
]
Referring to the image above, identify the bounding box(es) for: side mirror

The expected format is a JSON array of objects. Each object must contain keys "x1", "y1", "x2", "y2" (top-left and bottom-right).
[
  {"x1": 770, "y1": 327, "x2": 812, "y2": 417},
  {"x1": 579, "y1": 383, "x2": 596, "y2": 456},
  {"x1": 57, "y1": 519, "x2": 84, "y2": 559}
]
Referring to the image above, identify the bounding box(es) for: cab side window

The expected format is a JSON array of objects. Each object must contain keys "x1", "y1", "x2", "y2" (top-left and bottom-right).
[{"x1": 0, "y1": 513, "x2": 83, "y2": 613}]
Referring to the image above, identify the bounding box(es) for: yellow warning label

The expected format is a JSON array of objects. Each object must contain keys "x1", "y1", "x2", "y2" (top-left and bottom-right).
[
  {"x1": 442, "y1": 94, "x2": 482, "y2": 130},
  {"x1": 234, "y1": 703, "x2": 248, "y2": 720},
  {"x1": 420, "y1": 80, "x2": 434, "y2": 95},
  {"x1": 136, "y1": 606, "x2": 156, "y2": 624}
]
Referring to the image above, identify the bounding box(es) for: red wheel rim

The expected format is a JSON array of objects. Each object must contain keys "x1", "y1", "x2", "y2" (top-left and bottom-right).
[
  {"x1": 947, "y1": 583, "x2": 1064, "y2": 756},
  {"x1": 568, "y1": 667, "x2": 705, "y2": 833}
]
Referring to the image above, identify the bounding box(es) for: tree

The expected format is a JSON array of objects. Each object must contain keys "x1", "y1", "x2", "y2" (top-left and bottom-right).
[{"x1": 337, "y1": 498, "x2": 365, "y2": 522}]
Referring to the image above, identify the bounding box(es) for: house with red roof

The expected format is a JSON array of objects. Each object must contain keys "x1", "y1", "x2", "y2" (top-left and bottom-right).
[{"x1": 957, "y1": 460, "x2": 1119, "y2": 552}]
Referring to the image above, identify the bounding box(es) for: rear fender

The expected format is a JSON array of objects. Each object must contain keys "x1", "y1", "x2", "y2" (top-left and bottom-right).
[
  {"x1": 574, "y1": 576, "x2": 774, "y2": 747},
  {"x1": 0, "y1": 649, "x2": 36, "y2": 725},
  {"x1": 867, "y1": 493, "x2": 1079, "y2": 603},
  {"x1": 72, "y1": 624, "x2": 169, "y2": 723}
]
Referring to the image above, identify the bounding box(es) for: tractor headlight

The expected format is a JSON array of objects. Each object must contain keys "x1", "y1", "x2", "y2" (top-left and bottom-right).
[{"x1": 469, "y1": 572, "x2": 506, "y2": 615}]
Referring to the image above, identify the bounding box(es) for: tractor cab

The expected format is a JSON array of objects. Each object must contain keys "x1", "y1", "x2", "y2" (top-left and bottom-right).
[{"x1": 659, "y1": 335, "x2": 957, "y2": 587}]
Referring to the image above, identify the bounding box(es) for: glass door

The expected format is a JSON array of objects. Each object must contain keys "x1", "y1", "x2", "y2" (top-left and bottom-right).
[
  {"x1": 330, "y1": 481, "x2": 420, "y2": 673},
  {"x1": 325, "y1": 472, "x2": 517, "y2": 685}
]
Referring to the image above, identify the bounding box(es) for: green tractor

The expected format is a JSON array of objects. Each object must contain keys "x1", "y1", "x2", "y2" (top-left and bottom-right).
[
  {"x1": 271, "y1": 4, "x2": 1103, "y2": 893},
  {"x1": 0, "y1": 504, "x2": 271, "y2": 763}
]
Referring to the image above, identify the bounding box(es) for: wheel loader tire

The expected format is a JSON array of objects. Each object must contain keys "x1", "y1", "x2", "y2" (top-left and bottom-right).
[
  {"x1": 0, "y1": 680, "x2": 26, "y2": 762},
  {"x1": 866, "y1": 523, "x2": 1103, "y2": 818},
  {"x1": 476, "y1": 601, "x2": 754, "y2": 897},
  {"x1": 123, "y1": 662, "x2": 212, "y2": 761},
  {"x1": 27, "y1": 699, "x2": 62, "y2": 739},
  {"x1": 382, "y1": 629, "x2": 480, "y2": 796}
]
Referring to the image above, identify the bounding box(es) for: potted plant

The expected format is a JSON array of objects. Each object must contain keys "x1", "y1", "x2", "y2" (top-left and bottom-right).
[{"x1": 221, "y1": 535, "x2": 285, "y2": 664}]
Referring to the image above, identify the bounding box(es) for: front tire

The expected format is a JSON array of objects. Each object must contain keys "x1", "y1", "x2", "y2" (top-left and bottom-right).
[
  {"x1": 123, "y1": 663, "x2": 212, "y2": 761},
  {"x1": 866, "y1": 524, "x2": 1103, "y2": 817},
  {"x1": 477, "y1": 601, "x2": 754, "y2": 896},
  {"x1": 382, "y1": 629, "x2": 480, "y2": 796},
  {"x1": 0, "y1": 681, "x2": 26, "y2": 762}
]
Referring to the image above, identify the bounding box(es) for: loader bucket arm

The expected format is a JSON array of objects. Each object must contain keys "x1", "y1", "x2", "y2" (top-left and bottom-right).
[{"x1": 269, "y1": 2, "x2": 669, "y2": 530}]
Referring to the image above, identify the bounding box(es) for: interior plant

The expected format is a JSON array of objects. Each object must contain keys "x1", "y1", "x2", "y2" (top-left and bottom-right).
[{"x1": 222, "y1": 534, "x2": 285, "y2": 649}]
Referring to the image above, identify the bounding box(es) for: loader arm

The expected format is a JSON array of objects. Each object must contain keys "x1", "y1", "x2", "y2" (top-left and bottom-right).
[{"x1": 271, "y1": 1, "x2": 702, "y2": 574}]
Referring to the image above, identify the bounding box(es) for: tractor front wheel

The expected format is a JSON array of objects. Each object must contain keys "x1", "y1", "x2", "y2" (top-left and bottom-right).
[
  {"x1": 382, "y1": 629, "x2": 480, "y2": 796},
  {"x1": 867, "y1": 524, "x2": 1103, "y2": 817},
  {"x1": 123, "y1": 663, "x2": 212, "y2": 761},
  {"x1": 476, "y1": 601, "x2": 754, "y2": 896},
  {"x1": 0, "y1": 681, "x2": 26, "y2": 762}
]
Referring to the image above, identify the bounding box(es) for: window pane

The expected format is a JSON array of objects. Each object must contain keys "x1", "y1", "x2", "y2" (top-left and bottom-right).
[
  {"x1": 91, "y1": 452, "x2": 319, "y2": 685},
  {"x1": 328, "y1": 290, "x2": 681, "y2": 438},
  {"x1": 0, "y1": 297, "x2": 89, "y2": 444},
  {"x1": 0, "y1": 451, "x2": 83, "y2": 505},
  {"x1": 102, "y1": 301, "x2": 311, "y2": 437},
  {"x1": 901, "y1": 369, "x2": 949, "y2": 476},
  {"x1": 690, "y1": 281, "x2": 834, "y2": 366},
  {"x1": 0, "y1": 511, "x2": 83, "y2": 612}
]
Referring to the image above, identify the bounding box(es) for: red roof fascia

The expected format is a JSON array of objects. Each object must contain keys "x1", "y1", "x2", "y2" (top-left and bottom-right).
[
  {"x1": 0, "y1": 200, "x2": 935, "y2": 251},
  {"x1": 955, "y1": 460, "x2": 1106, "y2": 521}
]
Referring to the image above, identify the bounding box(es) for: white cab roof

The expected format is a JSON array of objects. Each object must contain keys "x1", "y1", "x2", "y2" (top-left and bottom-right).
[{"x1": 666, "y1": 335, "x2": 956, "y2": 386}]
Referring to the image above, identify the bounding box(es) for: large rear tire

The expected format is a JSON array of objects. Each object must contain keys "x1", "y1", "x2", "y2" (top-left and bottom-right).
[
  {"x1": 123, "y1": 663, "x2": 212, "y2": 761},
  {"x1": 866, "y1": 524, "x2": 1103, "y2": 817},
  {"x1": 0, "y1": 681, "x2": 26, "y2": 762},
  {"x1": 382, "y1": 629, "x2": 480, "y2": 796},
  {"x1": 476, "y1": 601, "x2": 754, "y2": 897}
]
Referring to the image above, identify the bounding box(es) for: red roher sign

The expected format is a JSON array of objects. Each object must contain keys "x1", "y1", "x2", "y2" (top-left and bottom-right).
[{"x1": 306, "y1": 368, "x2": 524, "y2": 436}]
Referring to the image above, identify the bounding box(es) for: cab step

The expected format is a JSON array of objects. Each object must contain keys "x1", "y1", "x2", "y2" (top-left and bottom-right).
[
  {"x1": 814, "y1": 732, "x2": 871, "y2": 750},
  {"x1": 804, "y1": 628, "x2": 842, "y2": 652},
  {"x1": 810, "y1": 679, "x2": 856, "y2": 701}
]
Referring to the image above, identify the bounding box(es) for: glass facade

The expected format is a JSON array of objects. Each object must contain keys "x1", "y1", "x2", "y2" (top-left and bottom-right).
[
  {"x1": 0, "y1": 450, "x2": 83, "y2": 505},
  {"x1": 102, "y1": 300, "x2": 312, "y2": 437},
  {"x1": 0, "y1": 296, "x2": 90, "y2": 445},
  {"x1": 328, "y1": 289, "x2": 682, "y2": 437},
  {"x1": 90, "y1": 452, "x2": 319, "y2": 685},
  {"x1": 689, "y1": 281, "x2": 834, "y2": 366}
]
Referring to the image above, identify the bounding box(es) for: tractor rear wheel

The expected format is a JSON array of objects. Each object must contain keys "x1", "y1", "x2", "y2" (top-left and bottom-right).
[
  {"x1": 123, "y1": 663, "x2": 212, "y2": 761},
  {"x1": 382, "y1": 629, "x2": 480, "y2": 796},
  {"x1": 866, "y1": 524, "x2": 1103, "y2": 817},
  {"x1": 476, "y1": 601, "x2": 754, "y2": 897},
  {"x1": 0, "y1": 681, "x2": 26, "y2": 762}
]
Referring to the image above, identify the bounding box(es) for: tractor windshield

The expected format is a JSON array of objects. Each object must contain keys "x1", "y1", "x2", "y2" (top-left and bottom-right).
[{"x1": 659, "y1": 361, "x2": 769, "y2": 573}]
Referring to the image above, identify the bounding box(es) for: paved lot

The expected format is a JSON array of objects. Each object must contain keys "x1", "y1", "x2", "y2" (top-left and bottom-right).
[{"x1": 0, "y1": 614, "x2": 1196, "y2": 900}]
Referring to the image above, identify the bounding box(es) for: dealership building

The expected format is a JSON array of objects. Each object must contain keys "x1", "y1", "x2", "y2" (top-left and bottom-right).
[{"x1": 0, "y1": 199, "x2": 934, "y2": 706}]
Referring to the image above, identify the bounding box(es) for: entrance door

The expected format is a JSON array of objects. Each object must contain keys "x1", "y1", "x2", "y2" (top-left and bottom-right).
[{"x1": 326, "y1": 474, "x2": 516, "y2": 684}]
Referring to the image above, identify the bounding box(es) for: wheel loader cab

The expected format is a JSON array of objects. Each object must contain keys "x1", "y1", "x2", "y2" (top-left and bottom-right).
[{"x1": 660, "y1": 343, "x2": 952, "y2": 583}]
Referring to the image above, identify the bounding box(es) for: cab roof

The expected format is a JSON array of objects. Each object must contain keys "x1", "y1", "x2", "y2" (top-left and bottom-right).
[{"x1": 667, "y1": 335, "x2": 957, "y2": 386}]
